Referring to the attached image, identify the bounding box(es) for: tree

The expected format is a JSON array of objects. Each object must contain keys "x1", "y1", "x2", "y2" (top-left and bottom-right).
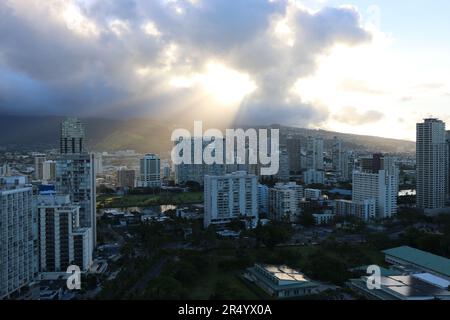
[
  {"x1": 144, "y1": 276, "x2": 187, "y2": 299},
  {"x1": 299, "y1": 212, "x2": 315, "y2": 227},
  {"x1": 257, "y1": 223, "x2": 293, "y2": 249}
]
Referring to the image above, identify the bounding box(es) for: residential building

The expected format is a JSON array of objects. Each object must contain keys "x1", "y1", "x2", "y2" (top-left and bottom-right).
[
  {"x1": 332, "y1": 136, "x2": 342, "y2": 172},
  {"x1": 306, "y1": 137, "x2": 324, "y2": 170},
  {"x1": 303, "y1": 169, "x2": 325, "y2": 185},
  {"x1": 313, "y1": 212, "x2": 335, "y2": 225},
  {"x1": 335, "y1": 199, "x2": 376, "y2": 221},
  {"x1": 0, "y1": 177, "x2": 36, "y2": 299},
  {"x1": 304, "y1": 188, "x2": 321, "y2": 201},
  {"x1": 138, "y1": 154, "x2": 161, "y2": 188},
  {"x1": 117, "y1": 168, "x2": 135, "y2": 189},
  {"x1": 60, "y1": 118, "x2": 86, "y2": 154},
  {"x1": 43, "y1": 160, "x2": 57, "y2": 182},
  {"x1": 352, "y1": 170, "x2": 397, "y2": 219},
  {"x1": 269, "y1": 182, "x2": 303, "y2": 222},
  {"x1": 56, "y1": 118, "x2": 96, "y2": 249},
  {"x1": 204, "y1": 171, "x2": 258, "y2": 228},
  {"x1": 258, "y1": 184, "x2": 269, "y2": 215},
  {"x1": 286, "y1": 137, "x2": 302, "y2": 175},
  {"x1": 416, "y1": 118, "x2": 447, "y2": 211},
  {"x1": 36, "y1": 194, "x2": 93, "y2": 273},
  {"x1": 34, "y1": 154, "x2": 46, "y2": 180}
]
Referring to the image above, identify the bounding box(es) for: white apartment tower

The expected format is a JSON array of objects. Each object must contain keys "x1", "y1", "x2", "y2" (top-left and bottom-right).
[
  {"x1": 269, "y1": 182, "x2": 303, "y2": 222},
  {"x1": 0, "y1": 177, "x2": 36, "y2": 299},
  {"x1": 204, "y1": 171, "x2": 258, "y2": 228},
  {"x1": 138, "y1": 154, "x2": 161, "y2": 188},
  {"x1": 416, "y1": 119, "x2": 447, "y2": 211},
  {"x1": 352, "y1": 170, "x2": 397, "y2": 219}
]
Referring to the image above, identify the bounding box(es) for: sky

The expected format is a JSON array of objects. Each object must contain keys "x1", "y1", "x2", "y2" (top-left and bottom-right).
[{"x1": 0, "y1": 0, "x2": 450, "y2": 141}]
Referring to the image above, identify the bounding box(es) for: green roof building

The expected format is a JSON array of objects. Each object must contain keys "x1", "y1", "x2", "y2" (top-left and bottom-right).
[{"x1": 383, "y1": 246, "x2": 450, "y2": 280}]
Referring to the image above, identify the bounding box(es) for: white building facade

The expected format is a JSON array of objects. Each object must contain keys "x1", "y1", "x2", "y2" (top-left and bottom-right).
[{"x1": 204, "y1": 171, "x2": 258, "y2": 228}]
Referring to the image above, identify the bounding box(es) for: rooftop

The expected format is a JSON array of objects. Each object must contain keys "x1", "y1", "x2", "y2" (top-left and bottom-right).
[{"x1": 383, "y1": 246, "x2": 450, "y2": 277}]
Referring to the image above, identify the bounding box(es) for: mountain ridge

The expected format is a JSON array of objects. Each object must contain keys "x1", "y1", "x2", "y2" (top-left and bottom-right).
[{"x1": 0, "y1": 115, "x2": 415, "y2": 155}]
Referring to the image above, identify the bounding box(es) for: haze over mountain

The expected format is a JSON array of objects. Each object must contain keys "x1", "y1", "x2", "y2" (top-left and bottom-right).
[{"x1": 0, "y1": 115, "x2": 415, "y2": 157}]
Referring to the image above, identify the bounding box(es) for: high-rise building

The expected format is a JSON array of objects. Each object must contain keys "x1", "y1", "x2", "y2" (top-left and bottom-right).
[
  {"x1": 117, "y1": 168, "x2": 136, "y2": 188},
  {"x1": 36, "y1": 194, "x2": 92, "y2": 273},
  {"x1": 286, "y1": 137, "x2": 302, "y2": 175},
  {"x1": 174, "y1": 137, "x2": 227, "y2": 186},
  {"x1": 352, "y1": 170, "x2": 397, "y2": 219},
  {"x1": 60, "y1": 118, "x2": 86, "y2": 154},
  {"x1": 339, "y1": 151, "x2": 353, "y2": 182},
  {"x1": 303, "y1": 169, "x2": 325, "y2": 185},
  {"x1": 269, "y1": 182, "x2": 303, "y2": 222},
  {"x1": 416, "y1": 119, "x2": 447, "y2": 211},
  {"x1": 56, "y1": 118, "x2": 96, "y2": 249},
  {"x1": 43, "y1": 160, "x2": 57, "y2": 182},
  {"x1": 277, "y1": 149, "x2": 290, "y2": 181},
  {"x1": 257, "y1": 184, "x2": 269, "y2": 215},
  {"x1": 306, "y1": 137, "x2": 324, "y2": 170},
  {"x1": 446, "y1": 131, "x2": 450, "y2": 199},
  {"x1": 335, "y1": 199, "x2": 376, "y2": 221},
  {"x1": 0, "y1": 176, "x2": 36, "y2": 299},
  {"x1": 56, "y1": 153, "x2": 96, "y2": 250},
  {"x1": 34, "y1": 154, "x2": 46, "y2": 180},
  {"x1": 332, "y1": 137, "x2": 342, "y2": 172},
  {"x1": 94, "y1": 153, "x2": 103, "y2": 175},
  {"x1": 204, "y1": 171, "x2": 258, "y2": 228},
  {"x1": 138, "y1": 154, "x2": 161, "y2": 188}
]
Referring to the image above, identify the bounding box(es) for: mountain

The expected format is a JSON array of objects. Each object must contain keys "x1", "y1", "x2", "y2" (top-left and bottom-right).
[{"x1": 0, "y1": 115, "x2": 415, "y2": 155}]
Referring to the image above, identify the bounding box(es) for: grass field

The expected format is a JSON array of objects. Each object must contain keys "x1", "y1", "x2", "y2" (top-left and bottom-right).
[{"x1": 97, "y1": 192, "x2": 203, "y2": 208}]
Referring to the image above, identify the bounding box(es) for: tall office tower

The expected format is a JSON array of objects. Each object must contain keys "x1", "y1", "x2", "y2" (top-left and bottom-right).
[
  {"x1": 56, "y1": 118, "x2": 96, "y2": 249},
  {"x1": 0, "y1": 176, "x2": 36, "y2": 299},
  {"x1": 306, "y1": 137, "x2": 324, "y2": 170},
  {"x1": 286, "y1": 137, "x2": 302, "y2": 175},
  {"x1": 332, "y1": 136, "x2": 342, "y2": 172},
  {"x1": 352, "y1": 170, "x2": 397, "y2": 219},
  {"x1": 416, "y1": 118, "x2": 447, "y2": 211},
  {"x1": 34, "y1": 154, "x2": 46, "y2": 180},
  {"x1": 42, "y1": 160, "x2": 57, "y2": 182},
  {"x1": 204, "y1": 171, "x2": 258, "y2": 228},
  {"x1": 117, "y1": 168, "x2": 136, "y2": 188},
  {"x1": 36, "y1": 194, "x2": 92, "y2": 273},
  {"x1": 60, "y1": 118, "x2": 86, "y2": 154},
  {"x1": 138, "y1": 154, "x2": 161, "y2": 188},
  {"x1": 269, "y1": 182, "x2": 303, "y2": 222}
]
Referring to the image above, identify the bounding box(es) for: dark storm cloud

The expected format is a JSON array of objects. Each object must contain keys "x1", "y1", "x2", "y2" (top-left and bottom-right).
[{"x1": 0, "y1": 0, "x2": 371, "y2": 126}]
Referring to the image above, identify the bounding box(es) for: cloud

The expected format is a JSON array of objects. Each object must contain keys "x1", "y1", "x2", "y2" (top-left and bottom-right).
[
  {"x1": 0, "y1": 0, "x2": 371, "y2": 127},
  {"x1": 333, "y1": 106, "x2": 384, "y2": 125}
]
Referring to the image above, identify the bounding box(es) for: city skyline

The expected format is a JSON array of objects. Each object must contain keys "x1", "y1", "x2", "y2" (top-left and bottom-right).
[{"x1": 1, "y1": 0, "x2": 450, "y2": 141}]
